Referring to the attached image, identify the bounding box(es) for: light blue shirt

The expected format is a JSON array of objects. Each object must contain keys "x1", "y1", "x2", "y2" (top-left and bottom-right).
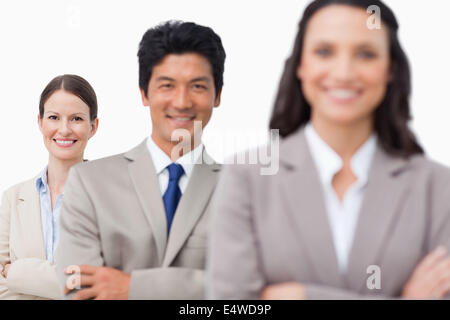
[{"x1": 36, "y1": 167, "x2": 63, "y2": 263}]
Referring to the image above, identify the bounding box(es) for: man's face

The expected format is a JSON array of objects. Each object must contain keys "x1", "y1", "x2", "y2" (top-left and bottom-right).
[{"x1": 141, "y1": 53, "x2": 221, "y2": 154}]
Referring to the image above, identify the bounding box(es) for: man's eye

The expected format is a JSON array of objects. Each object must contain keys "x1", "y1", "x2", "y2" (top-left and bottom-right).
[
  {"x1": 193, "y1": 84, "x2": 207, "y2": 90},
  {"x1": 161, "y1": 83, "x2": 173, "y2": 89}
]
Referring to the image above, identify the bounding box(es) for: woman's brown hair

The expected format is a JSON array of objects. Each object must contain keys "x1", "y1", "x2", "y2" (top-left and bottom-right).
[{"x1": 269, "y1": 0, "x2": 423, "y2": 158}]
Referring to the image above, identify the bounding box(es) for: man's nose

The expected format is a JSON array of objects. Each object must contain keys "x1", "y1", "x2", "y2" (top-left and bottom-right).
[{"x1": 172, "y1": 87, "x2": 193, "y2": 110}]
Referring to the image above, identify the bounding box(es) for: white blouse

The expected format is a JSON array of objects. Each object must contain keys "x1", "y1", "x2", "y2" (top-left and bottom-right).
[{"x1": 304, "y1": 123, "x2": 377, "y2": 273}]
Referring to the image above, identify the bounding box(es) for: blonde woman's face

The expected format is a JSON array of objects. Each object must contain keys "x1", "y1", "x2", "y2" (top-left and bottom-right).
[{"x1": 297, "y1": 5, "x2": 391, "y2": 127}]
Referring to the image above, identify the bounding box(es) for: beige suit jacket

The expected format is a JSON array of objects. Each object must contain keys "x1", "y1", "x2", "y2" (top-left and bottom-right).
[
  {"x1": 55, "y1": 139, "x2": 221, "y2": 299},
  {"x1": 0, "y1": 177, "x2": 61, "y2": 300},
  {"x1": 208, "y1": 127, "x2": 450, "y2": 299}
]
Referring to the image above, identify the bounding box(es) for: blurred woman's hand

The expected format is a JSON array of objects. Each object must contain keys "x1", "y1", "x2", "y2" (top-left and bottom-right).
[
  {"x1": 261, "y1": 282, "x2": 305, "y2": 300},
  {"x1": 402, "y1": 246, "x2": 450, "y2": 299}
]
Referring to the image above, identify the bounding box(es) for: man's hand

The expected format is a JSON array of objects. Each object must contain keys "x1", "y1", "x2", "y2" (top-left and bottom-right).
[
  {"x1": 64, "y1": 265, "x2": 131, "y2": 300},
  {"x1": 261, "y1": 282, "x2": 305, "y2": 300},
  {"x1": 402, "y1": 246, "x2": 450, "y2": 299},
  {"x1": 1, "y1": 263, "x2": 10, "y2": 278}
]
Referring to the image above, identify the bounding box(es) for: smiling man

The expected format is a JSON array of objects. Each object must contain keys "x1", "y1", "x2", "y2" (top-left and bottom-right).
[{"x1": 55, "y1": 21, "x2": 225, "y2": 299}]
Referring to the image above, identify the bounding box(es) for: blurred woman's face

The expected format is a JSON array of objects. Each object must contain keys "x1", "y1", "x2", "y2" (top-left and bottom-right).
[
  {"x1": 297, "y1": 5, "x2": 391, "y2": 127},
  {"x1": 38, "y1": 90, "x2": 98, "y2": 162}
]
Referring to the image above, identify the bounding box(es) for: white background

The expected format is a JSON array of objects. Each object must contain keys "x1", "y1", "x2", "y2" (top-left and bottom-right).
[{"x1": 1, "y1": 0, "x2": 449, "y2": 195}]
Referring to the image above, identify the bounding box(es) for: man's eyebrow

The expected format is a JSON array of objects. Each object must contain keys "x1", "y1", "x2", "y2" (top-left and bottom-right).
[
  {"x1": 190, "y1": 76, "x2": 212, "y2": 82},
  {"x1": 154, "y1": 76, "x2": 175, "y2": 82}
]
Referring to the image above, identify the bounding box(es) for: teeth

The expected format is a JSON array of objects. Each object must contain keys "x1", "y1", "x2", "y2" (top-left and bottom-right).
[
  {"x1": 55, "y1": 140, "x2": 75, "y2": 145},
  {"x1": 173, "y1": 117, "x2": 192, "y2": 121},
  {"x1": 328, "y1": 89, "x2": 359, "y2": 99}
]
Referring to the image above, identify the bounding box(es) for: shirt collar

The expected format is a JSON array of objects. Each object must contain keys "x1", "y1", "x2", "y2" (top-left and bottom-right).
[
  {"x1": 350, "y1": 132, "x2": 377, "y2": 186},
  {"x1": 36, "y1": 166, "x2": 49, "y2": 193},
  {"x1": 146, "y1": 136, "x2": 204, "y2": 178},
  {"x1": 304, "y1": 123, "x2": 377, "y2": 187}
]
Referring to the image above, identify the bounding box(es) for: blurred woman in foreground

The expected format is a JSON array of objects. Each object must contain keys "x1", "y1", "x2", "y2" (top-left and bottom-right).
[{"x1": 209, "y1": 0, "x2": 450, "y2": 299}]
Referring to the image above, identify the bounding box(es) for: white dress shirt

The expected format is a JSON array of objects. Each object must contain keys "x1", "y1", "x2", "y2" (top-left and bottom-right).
[
  {"x1": 304, "y1": 123, "x2": 377, "y2": 273},
  {"x1": 146, "y1": 136, "x2": 204, "y2": 195}
]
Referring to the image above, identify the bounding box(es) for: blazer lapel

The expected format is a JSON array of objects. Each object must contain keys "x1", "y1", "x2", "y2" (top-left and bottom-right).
[
  {"x1": 279, "y1": 129, "x2": 344, "y2": 287},
  {"x1": 126, "y1": 140, "x2": 168, "y2": 265},
  {"x1": 346, "y1": 145, "x2": 411, "y2": 291},
  {"x1": 16, "y1": 177, "x2": 46, "y2": 260},
  {"x1": 162, "y1": 150, "x2": 221, "y2": 267}
]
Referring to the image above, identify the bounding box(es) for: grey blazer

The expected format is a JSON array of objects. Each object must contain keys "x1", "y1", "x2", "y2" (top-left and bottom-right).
[
  {"x1": 55, "y1": 139, "x2": 221, "y2": 299},
  {"x1": 0, "y1": 177, "x2": 60, "y2": 300},
  {"x1": 207, "y1": 128, "x2": 450, "y2": 299}
]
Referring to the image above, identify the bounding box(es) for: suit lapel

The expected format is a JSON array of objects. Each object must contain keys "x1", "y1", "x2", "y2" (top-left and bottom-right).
[
  {"x1": 126, "y1": 140, "x2": 168, "y2": 265},
  {"x1": 162, "y1": 150, "x2": 221, "y2": 267},
  {"x1": 17, "y1": 177, "x2": 46, "y2": 260},
  {"x1": 346, "y1": 145, "x2": 411, "y2": 291},
  {"x1": 279, "y1": 129, "x2": 344, "y2": 287}
]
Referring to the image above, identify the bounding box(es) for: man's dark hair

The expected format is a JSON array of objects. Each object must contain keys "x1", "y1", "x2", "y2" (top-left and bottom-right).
[
  {"x1": 39, "y1": 74, "x2": 98, "y2": 121},
  {"x1": 138, "y1": 20, "x2": 226, "y2": 97},
  {"x1": 269, "y1": 0, "x2": 423, "y2": 158}
]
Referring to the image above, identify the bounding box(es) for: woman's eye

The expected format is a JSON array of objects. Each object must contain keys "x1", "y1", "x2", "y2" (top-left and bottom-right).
[
  {"x1": 315, "y1": 48, "x2": 332, "y2": 57},
  {"x1": 357, "y1": 51, "x2": 377, "y2": 59},
  {"x1": 48, "y1": 115, "x2": 58, "y2": 120},
  {"x1": 73, "y1": 117, "x2": 83, "y2": 121}
]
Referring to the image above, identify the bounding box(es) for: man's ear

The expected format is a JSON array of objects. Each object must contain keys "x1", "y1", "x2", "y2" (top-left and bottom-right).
[
  {"x1": 214, "y1": 88, "x2": 222, "y2": 107},
  {"x1": 140, "y1": 88, "x2": 150, "y2": 107}
]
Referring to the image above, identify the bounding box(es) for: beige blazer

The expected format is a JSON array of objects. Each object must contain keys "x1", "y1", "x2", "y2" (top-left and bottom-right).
[
  {"x1": 208, "y1": 127, "x2": 450, "y2": 299},
  {"x1": 0, "y1": 176, "x2": 61, "y2": 300},
  {"x1": 55, "y1": 139, "x2": 221, "y2": 299}
]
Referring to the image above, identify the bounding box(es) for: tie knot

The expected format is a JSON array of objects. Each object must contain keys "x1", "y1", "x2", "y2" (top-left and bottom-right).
[{"x1": 167, "y1": 163, "x2": 184, "y2": 182}]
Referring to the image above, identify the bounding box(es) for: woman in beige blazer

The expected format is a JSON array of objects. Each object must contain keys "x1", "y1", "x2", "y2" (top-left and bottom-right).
[
  {"x1": 208, "y1": 0, "x2": 450, "y2": 299},
  {"x1": 0, "y1": 74, "x2": 99, "y2": 299}
]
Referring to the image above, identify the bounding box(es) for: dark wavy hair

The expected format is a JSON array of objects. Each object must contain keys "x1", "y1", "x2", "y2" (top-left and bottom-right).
[
  {"x1": 269, "y1": 0, "x2": 423, "y2": 157},
  {"x1": 138, "y1": 20, "x2": 226, "y2": 97},
  {"x1": 39, "y1": 74, "x2": 98, "y2": 121}
]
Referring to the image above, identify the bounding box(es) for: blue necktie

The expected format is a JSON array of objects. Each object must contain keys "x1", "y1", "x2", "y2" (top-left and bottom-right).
[{"x1": 163, "y1": 163, "x2": 184, "y2": 234}]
